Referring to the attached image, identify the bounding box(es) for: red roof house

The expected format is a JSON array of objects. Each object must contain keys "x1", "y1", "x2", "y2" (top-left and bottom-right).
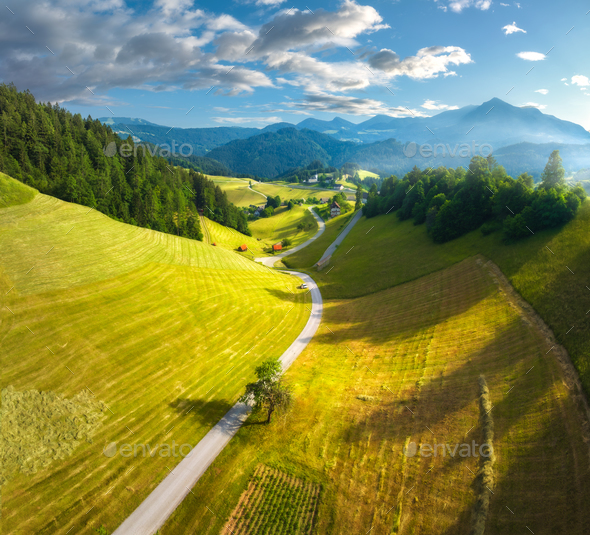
[
  {"x1": 273, "y1": 243, "x2": 283, "y2": 251},
  {"x1": 239, "y1": 244, "x2": 248, "y2": 251}
]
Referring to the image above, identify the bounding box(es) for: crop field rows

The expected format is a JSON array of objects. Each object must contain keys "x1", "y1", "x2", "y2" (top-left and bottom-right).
[
  {"x1": 223, "y1": 465, "x2": 320, "y2": 535},
  {"x1": 163, "y1": 257, "x2": 590, "y2": 535},
  {"x1": 0, "y1": 181, "x2": 311, "y2": 533}
]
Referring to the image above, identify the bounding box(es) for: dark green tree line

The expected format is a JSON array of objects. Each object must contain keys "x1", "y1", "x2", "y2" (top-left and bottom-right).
[
  {"x1": 363, "y1": 153, "x2": 586, "y2": 243},
  {"x1": 0, "y1": 84, "x2": 250, "y2": 240}
]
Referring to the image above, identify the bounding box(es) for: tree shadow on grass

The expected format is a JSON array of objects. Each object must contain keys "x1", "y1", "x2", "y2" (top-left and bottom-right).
[{"x1": 170, "y1": 397, "x2": 237, "y2": 430}]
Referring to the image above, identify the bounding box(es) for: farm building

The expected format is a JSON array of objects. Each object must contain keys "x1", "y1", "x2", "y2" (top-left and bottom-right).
[
  {"x1": 239, "y1": 244, "x2": 248, "y2": 251},
  {"x1": 330, "y1": 201, "x2": 341, "y2": 218},
  {"x1": 333, "y1": 184, "x2": 344, "y2": 191},
  {"x1": 273, "y1": 243, "x2": 283, "y2": 252},
  {"x1": 320, "y1": 197, "x2": 330, "y2": 204}
]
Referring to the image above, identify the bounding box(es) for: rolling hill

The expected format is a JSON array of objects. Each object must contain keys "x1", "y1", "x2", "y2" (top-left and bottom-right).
[
  {"x1": 0, "y1": 174, "x2": 311, "y2": 533},
  {"x1": 164, "y1": 254, "x2": 590, "y2": 534}
]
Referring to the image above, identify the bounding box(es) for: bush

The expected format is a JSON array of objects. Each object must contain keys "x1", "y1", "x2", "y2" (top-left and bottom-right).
[{"x1": 282, "y1": 238, "x2": 292, "y2": 247}]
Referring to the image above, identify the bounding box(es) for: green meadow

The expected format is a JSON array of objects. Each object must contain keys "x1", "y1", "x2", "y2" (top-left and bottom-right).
[
  {"x1": 0, "y1": 174, "x2": 310, "y2": 533},
  {"x1": 165, "y1": 257, "x2": 590, "y2": 534},
  {"x1": 249, "y1": 205, "x2": 319, "y2": 250}
]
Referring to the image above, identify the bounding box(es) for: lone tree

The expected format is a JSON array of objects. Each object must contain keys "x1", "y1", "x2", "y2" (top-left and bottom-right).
[
  {"x1": 355, "y1": 183, "x2": 363, "y2": 210},
  {"x1": 239, "y1": 358, "x2": 293, "y2": 423},
  {"x1": 540, "y1": 150, "x2": 566, "y2": 190}
]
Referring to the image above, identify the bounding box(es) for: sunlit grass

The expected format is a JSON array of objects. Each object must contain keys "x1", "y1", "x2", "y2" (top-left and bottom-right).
[
  {"x1": 165, "y1": 257, "x2": 590, "y2": 534},
  {"x1": 0, "y1": 174, "x2": 310, "y2": 533}
]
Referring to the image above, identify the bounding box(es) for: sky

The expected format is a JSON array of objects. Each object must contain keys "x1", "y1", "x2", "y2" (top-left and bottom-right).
[{"x1": 1, "y1": 0, "x2": 589, "y2": 129}]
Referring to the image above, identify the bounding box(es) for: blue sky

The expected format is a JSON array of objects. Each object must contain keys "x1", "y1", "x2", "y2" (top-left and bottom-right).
[{"x1": 1, "y1": 0, "x2": 589, "y2": 129}]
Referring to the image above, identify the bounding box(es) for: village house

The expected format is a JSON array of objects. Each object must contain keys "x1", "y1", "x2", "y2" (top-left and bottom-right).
[
  {"x1": 330, "y1": 201, "x2": 341, "y2": 218},
  {"x1": 333, "y1": 184, "x2": 344, "y2": 191}
]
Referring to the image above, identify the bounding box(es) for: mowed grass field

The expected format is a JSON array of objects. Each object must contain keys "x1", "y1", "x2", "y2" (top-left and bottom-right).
[
  {"x1": 203, "y1": 217, "x2": 266, "y2": 255},
  {"x1": 207, "y1": 176, "x2": 267, "y2": 208},
  {"x1": 0, "y1": 175, "x2": 311, "y2": 533},
  {"x1": 164, "y1": 257, "x2": 590, "y2": 534},
  {"x1": 306, "y1": 202, "x2": 590, "y2": 399},
  {"x1": 251, "y1": 183, "x2": 335, "y2": 203},
  {"x1": 249, "y1": 205, "x2": 319, "y2": 250},
  {"x1": 283, "y1": 210, "x2": 355, "y2": 269}
]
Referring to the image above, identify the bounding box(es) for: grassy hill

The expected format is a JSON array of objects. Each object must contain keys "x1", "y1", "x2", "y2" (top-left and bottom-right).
[
  {"x1": 203, "y1": 217, "x2": 265, "y2": 255},
  {"x1": 0, "y1": 171, "x2": 37, "y2": 207},
  {"x1": 283, "y1": 211, "x2": 355, "y2": 269},
  {"x1": 302, "y1": 202, "x2": 590, "y2": 399},
  {"x1": 251, "y1": 183, "x2": 335, "y2": 203},
  {"x1": 249, "y1": 205, "x2": 319, "y2": 250},
  {"x1": 0, "y1": 174, "x2": 311, "y2": 533},
  {"x1": 164, "y1": 257, "x2": 590, "y2": 534},
  {"x1": 207, "y1": 176, "x2": 268, "y2": 208}
]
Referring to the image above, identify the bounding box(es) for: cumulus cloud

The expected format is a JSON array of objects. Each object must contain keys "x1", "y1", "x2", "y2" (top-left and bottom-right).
[
  {"x1": 572, "y1": 75, "x2": 590, "y2": 87},
  {"x1": 368, "y1": 46, "x2": 472, "y2": 79},
  {"x1": 535, "y1": 89, "x2": 548, "y2": 95},
  {"x1": 0, "y1": 0, "x2": 473, "y2": 114},
  {"x1": 520, "y1": 102, "x2": 547, "y2": 110},
  {"x1": 502, "y1": 21, "x2": 526, "y2": 34},
  {"x1": 517, "y1": 51, "x2": 545, "y2": 61},
  {"x1": 446, "y1": 0, "x2": 492, "y2": 13},
  {"x1": 421, "y1": 99, "x2": 459, "y2": 110}
]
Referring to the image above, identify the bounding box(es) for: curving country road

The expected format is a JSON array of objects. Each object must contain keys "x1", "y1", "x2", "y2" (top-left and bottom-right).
[
  {"x1": 255, "y1": 206, "x2": 325, "y2": 268},
  {"x1": 316, "y1": 208, "x2": 363, "y2": 265},
  {"x1": 112, "y1": 267, "x2": 322, "y2": 534},
  {"x1": 113, "y1": 204, "x2": 362, "y2": 535},
  {"x1": 248, "y1": 184, "x2": 267, "y2": 201}
]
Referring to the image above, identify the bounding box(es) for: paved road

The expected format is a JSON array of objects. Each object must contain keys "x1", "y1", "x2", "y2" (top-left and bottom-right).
[
  {"x1": 248, "y1": 185, "x2": 267, "y2": 200},
  {"x1": 317, "y1": 209, "x2": 363, "y2": 265},
  {"x1": 255, "y1": 207, "x2": 325, "y2": 268},
  {"x1": 112, "y1": 279, "x2": 322, "y2": 535}
]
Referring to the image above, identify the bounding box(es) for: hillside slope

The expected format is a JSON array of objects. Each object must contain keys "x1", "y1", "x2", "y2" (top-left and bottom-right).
[
  {"x1": 308, "y1": 202, "x2": 590, "y2": 397},
  {"x1": 0, "y1": 174, "x2": 310, "y2": 533},
  {"x1": 164, "y1": 257, "x2": 590, "y2": 534}
]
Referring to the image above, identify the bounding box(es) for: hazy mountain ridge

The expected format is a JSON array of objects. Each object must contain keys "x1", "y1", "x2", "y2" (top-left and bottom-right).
[{"x1": 101, "y1": 99, "x2": 590, "y2": 179}]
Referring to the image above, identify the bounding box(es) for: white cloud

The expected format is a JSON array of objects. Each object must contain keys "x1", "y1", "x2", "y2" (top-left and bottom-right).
[
  {"x1": 561, "y1": 78, "x2": 568, "y2": 81},
  {"x1": 212, "y1": 116, "x2": 283, "y2": 124},
  {"x1": 500, "y1": 2, "x2": 509, "y2": 5},
  {"x1": 520, "y1": 102, "x2": 547, "y2": 110},
  {"x1": 502, "y1": 21, "x2": 526, "y2": 34},
  {"x1": 368, "y1": 46, "x2": 472, "y2": 79},
  {"x1": 0, "y1": 0, "x2": 472, "y2": 107},
  {"x1": 572, "y1": 75, "x2": 590, "y2": 87},
  {"x1": 421, "y1": 99, "x2": 459, "y2": 110},
  {"x1": 447, "y1": 0, "x2": 492, "y2": 13},
  {"x1": 517, "y1": 51, "x2": 545, "y2": 61},
  {"x1": 535, "y1": 89, "x2": 548, "y2": 95}
]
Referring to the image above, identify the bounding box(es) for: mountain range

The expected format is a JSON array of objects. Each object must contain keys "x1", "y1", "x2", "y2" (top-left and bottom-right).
[{"x1": 99, "y1": 98, "x2": 590, "y2": 179}]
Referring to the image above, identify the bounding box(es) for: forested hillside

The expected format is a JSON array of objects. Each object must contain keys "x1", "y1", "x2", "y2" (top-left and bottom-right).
[{"x1": 0, "y1": 84, "x2": 250, "y2": 238}]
